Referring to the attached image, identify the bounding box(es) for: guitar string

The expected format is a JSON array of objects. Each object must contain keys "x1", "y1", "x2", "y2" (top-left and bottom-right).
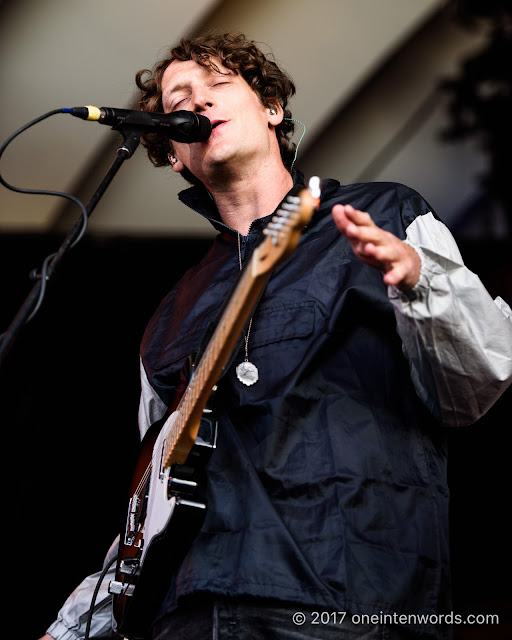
[
  {"x1": 130, "y1": 257, "x2": 252, "y2": 504},
  {"x1": 131, "y1": 188, "x2": 316, "y2": 512},
  {"x1": 132, "y1": 193, "x2": 311, "y2": 504},
  {"x1": 165, "y1": 251, "x2": 255, "y2": 468}
]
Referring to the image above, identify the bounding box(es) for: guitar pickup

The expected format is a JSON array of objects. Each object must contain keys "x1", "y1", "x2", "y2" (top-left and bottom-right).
[
  {"x1": 119, "y1": 558, "x2": 140, "y2": 575},
  {"x1": 109, "y1": 581, "x2": 135, "y2": 597}
]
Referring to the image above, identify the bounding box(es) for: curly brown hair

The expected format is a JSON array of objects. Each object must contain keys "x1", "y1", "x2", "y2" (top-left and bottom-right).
[{"x1": 135, "y1": 32, "x2": 296, "y2": 183}]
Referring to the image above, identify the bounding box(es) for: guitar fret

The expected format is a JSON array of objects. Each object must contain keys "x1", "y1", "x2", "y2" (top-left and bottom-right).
[{"x1": 165, "y1": 259, "x2": 272, "y2": 464}]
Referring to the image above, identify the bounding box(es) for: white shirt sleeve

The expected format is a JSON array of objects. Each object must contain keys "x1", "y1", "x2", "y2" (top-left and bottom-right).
[
  {"x1": 46, "y1": 362, "x2": 169, "y2": 640},
  {"x1": 45, "y1": 537, "x2": 119, "y2": 640},
  {"x1": 389, "y1": 211, "x2": 512, "y2": 426},
  {"x1": 138, "y1": 357, "x2": 169, "y2": 438}
]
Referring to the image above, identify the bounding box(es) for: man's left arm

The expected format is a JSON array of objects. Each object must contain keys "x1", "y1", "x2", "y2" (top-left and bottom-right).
[{"x1": 332, "y1": 204, "x2": 512, "y2": 426}]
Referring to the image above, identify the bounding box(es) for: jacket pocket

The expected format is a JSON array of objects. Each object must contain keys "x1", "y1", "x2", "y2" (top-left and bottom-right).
[{"x1": 247, "y1": 301, "x2": 316, "y2": 349}]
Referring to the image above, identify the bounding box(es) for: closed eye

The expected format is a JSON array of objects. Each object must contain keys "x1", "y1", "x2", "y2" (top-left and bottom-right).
[{"x1": 172, "y1": 98, "x2": 188, "y2": 110}]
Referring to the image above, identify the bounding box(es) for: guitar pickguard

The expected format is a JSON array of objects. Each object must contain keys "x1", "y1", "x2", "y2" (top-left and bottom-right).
[{"x1": 110, "y1": 412, "x2": 217, "y2": 639}]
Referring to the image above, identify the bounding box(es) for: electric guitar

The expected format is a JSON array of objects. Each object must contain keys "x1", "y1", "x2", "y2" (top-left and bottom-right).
[{"x1": 109, "y1": 177, "x2": 321, "y2": 639}]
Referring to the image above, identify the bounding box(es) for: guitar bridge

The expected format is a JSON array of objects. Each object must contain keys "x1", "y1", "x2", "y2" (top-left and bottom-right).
[{"x1": 124, "y1": 492, "x2": 146, "y2": 547}]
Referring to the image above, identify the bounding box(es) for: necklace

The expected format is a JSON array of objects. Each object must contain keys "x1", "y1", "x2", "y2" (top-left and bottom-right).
[{"x1": 235, "y1": 233, "x2": 259, "y2": 386}]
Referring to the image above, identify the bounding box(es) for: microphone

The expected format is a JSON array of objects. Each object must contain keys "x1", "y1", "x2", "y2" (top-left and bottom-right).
[{"x1": 63, "y1": 106, "x2": 212, "y2": 142}]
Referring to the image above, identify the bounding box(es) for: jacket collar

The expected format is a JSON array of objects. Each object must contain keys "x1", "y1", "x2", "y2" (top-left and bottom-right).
[
  {"x1": 178, "y1": 170, "x2": 305, "y2": 236},
  {"x1": 177, "y1": 169, "x2": 341, "y2": 237}
]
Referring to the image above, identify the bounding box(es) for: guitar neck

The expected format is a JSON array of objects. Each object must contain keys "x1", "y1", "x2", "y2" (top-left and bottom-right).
[
  {"x1": 162, "y1": 248, "x2": 271, "y2": 467},
  {"x1": 161, "y1": 182, "x2": 319, "y2": 468}
]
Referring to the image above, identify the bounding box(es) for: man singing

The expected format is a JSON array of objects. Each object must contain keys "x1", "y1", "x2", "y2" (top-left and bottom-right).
[{"x1": 40, "y1": 32, "x2": 512, "y2": 640}]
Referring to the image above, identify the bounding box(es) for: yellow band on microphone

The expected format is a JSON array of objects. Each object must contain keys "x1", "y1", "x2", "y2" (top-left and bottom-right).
[{"x1": 85, "y1": 105, "x2": 102, "y2": 121}]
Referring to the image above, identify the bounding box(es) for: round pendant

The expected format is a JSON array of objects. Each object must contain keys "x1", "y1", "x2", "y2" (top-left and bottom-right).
[{"x1": 236, "y1": 361, "x2": 259, "y2": 386}]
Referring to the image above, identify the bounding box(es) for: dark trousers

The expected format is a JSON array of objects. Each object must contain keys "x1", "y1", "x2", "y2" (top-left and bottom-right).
[{"x1": 150, "y1": 596, "x2": 450, "y2": 640}]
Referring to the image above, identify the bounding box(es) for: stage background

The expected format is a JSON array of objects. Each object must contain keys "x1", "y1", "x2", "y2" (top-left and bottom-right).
[{"x1": 1, "y1": 1, "x2": 511, "y2": 638}]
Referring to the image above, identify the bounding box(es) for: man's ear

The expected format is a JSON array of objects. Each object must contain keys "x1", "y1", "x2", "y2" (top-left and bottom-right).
[
  {"x1": 268, "y1": 101, "x2": 284, "y2": 126},
  {"x1": 169, "y1": 153, "x2": 186, "y2": 173}
]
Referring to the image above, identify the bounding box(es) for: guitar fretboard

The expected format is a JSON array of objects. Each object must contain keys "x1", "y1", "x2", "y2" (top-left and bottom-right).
[
  {"x1": 161, "y1": 249, "x2": 270, "y2": 468},
  {"x1": 159, "y1": 184, "x2": 318, "y2": 469}
]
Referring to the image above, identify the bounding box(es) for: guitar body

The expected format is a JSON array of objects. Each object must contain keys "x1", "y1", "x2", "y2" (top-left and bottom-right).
[{"x1": 110, "y1": 409, "x2": 217, "y2": 639}]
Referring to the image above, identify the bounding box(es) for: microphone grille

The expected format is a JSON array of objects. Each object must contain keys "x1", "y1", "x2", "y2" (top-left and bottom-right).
[{"x1": 194, "y1": 113, "x2": 212, "y2": 142}]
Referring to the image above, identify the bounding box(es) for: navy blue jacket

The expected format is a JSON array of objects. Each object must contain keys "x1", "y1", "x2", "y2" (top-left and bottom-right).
[{"x1": 140, "y1": 173, "x2": 451, "y2": 623}]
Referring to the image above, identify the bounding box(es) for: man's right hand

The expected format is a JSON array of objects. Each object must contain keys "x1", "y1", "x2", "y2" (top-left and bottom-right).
[
  {"x1": 38, "y1": 635, "x2": 55, "y2": 640},
  {"x1": 332, "y1": 203, "x2": 421, "y2": 290}
]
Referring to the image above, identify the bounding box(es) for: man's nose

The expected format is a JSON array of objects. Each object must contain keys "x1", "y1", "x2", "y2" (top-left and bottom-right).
[{"x1": 191, "y1": 88, "x2": 214, "y2": 113}]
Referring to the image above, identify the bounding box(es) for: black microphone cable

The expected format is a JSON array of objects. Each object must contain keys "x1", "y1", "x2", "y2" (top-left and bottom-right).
[
  {"x1": 0, "y1": 105, "x2": 210, "y2": 348},
  {"x1": 84, "y1": 554, "x2": 118, "y2": 640},
  {"x1": 0, "y1": 109, "x2": 89, "y2": 328}
]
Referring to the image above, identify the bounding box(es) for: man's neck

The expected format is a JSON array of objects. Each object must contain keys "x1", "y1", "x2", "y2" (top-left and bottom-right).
[{"x1": 205, "y1": 162, "x2": 294, "y2": 236}]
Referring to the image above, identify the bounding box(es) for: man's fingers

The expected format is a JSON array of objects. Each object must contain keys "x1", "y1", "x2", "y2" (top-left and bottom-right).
[
  {"x1": 382, "y1": 246, "x2": 421, "y2": 289},
  {"x1": 333, "y1": 206, "x2": 391, "y2": 248},
  {"x1": 365, "y1": 240, "x2": 401, "y2": 263},
  {"x1": 343, "y1": 205, "x2": 374, "y2": 227},
  {"x1": 383, "y1": 263, "x2": 409, "y2": 287},
  {"x1": 331, "y1": 204, "x2": 421, "y2": 289},
  {"x1": 347, "y1": 225, "x2": 389, "y2": 246},
  {"x1": 332, "y1": 204, "x2": 374, "y2": 230}
]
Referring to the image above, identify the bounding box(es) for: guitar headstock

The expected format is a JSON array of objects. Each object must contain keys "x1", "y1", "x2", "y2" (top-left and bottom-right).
[{"x1": 252, "y1": 176, "x2": 321, "y2": 277}]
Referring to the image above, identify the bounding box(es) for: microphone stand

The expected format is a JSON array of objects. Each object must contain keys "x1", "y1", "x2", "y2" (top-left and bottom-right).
[{"x1": 0, "y1": 117, "x2": 146, "y2": 368}]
